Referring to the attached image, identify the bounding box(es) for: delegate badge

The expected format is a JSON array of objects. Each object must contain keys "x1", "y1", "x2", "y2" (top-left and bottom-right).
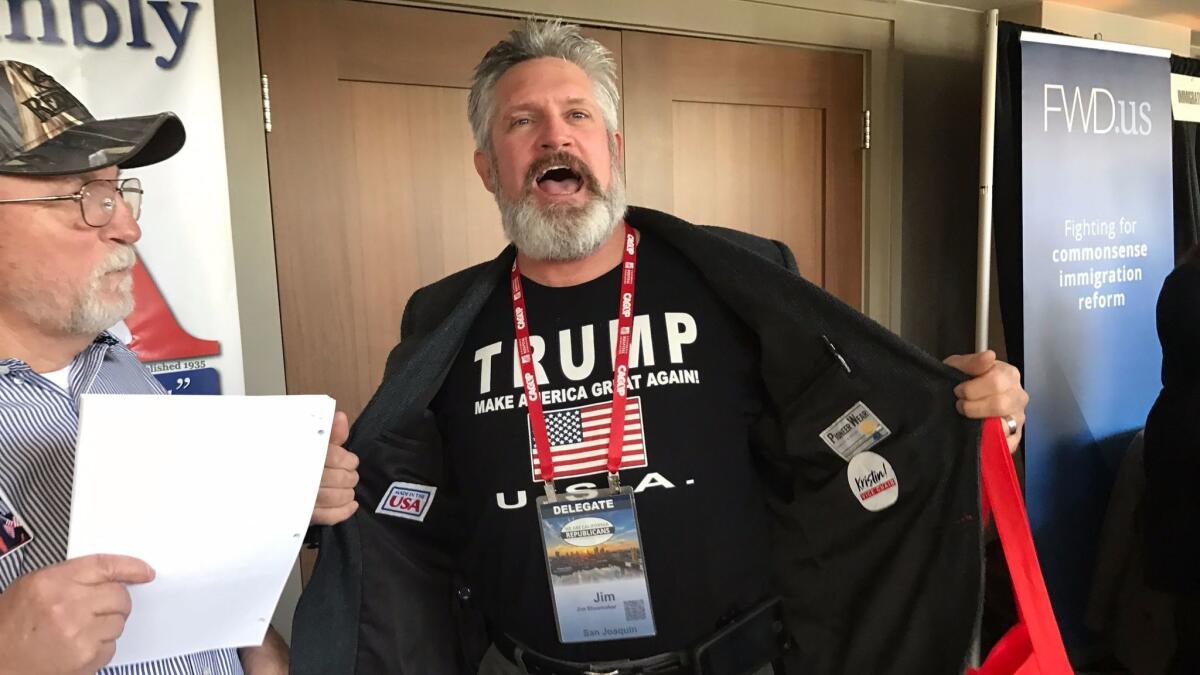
[{"x1": 536, "y1": 487, "x2": 656, "y2": 643}]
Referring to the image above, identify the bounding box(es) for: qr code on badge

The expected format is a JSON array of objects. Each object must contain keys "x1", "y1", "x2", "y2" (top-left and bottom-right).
[{"x1": 623, "y1": 599, "x2": 646, "y2": 621}]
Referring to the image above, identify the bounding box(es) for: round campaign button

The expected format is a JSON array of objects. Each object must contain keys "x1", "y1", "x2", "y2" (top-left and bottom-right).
[{"x1": 847, "y1": 451, "x2": 899, "y2": 512}]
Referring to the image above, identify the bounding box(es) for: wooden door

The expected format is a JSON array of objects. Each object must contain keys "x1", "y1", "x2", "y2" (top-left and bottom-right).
[
  {"x1": 623, "y1": 32, "x2": 864, "y2": 307},
  {"x1": 257, "y1": 1, "x2": 864, "y2": 424},
  {"x1": 256, "y1": 0, "x2": 620, "y2": 420}
]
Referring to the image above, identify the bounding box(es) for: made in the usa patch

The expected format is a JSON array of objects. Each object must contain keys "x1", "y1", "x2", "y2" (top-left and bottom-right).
[
  {"x1": 375, "y1": 481, "x2": 436, "y2": 522},
  {"x1": 819, "y1": 401, "x2": 891, "y2": 461}
]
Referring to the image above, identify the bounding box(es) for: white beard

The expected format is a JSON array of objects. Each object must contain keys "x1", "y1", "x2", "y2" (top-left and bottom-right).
[
  {"x1": 494, "y1": 160, "x2": 628, "y2": 262},
  {"x1": 10, "y1": 245, "x2": 138, "y2": 338},
  {"x1": 65, "y1": 248, "x2": 136, "y2": 336}
]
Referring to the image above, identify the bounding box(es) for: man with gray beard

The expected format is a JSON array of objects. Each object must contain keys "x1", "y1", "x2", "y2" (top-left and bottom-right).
[
  {"x1": 294, "y1": 18, "x2": 1030, "y2": 675},
  {"x1": 493, "y1": 146, "x2": 626, "y2": 262},
  {"x1": 0, "y1": 61, "x2": 361, "y2": 675}
]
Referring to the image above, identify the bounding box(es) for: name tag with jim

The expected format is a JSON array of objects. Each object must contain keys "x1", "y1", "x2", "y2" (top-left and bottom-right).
[{"x1": 536, "y1": 487, "x2": 656, "y2": 643}]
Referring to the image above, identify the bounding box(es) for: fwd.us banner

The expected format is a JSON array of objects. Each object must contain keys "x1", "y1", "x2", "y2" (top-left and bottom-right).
[
  {"x1": 1019, "y1": 32, "x2": 1173, "y2": 647},
  {"x1": 2, "y1": 0, "x2": 241, "y2": 394}
]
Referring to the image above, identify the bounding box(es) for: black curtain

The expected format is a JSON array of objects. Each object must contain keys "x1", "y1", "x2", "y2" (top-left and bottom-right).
[
  {"x1": 1171, "y1": 55, "x2": 1200, "y2": 260},
  {"x1": 992, "y1": 21, "x2": 1061, "y2": 374}
]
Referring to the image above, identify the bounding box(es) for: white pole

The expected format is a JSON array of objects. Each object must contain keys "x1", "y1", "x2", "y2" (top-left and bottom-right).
[
  {"x1": 975, "y1": 9, "x2": 1001, "y2": 352},
  {"x1": 971, "y1": 16, "x2": 1003, "y2": 669}
]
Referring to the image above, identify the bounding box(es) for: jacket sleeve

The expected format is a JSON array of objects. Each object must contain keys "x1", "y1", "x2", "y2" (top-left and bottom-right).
[
  {"x1": 1142, "y1": 262, "x2": 1200, "y2": 595},
  {"x1": 1154, "y1": 261, "x2": 1200, "y2": 391},
  {"x1": 291, "y1": 289, "x2": 470, "y2": 675}
]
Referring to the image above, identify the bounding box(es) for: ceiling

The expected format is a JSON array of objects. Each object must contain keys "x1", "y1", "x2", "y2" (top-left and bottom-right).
[{"x1": 926, "y1": 0, "x2": 1200, "y2": 45}]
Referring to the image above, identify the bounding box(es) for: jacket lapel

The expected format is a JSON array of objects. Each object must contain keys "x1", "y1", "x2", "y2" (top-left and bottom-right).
[
  {"x1": 350, "y1": 247, "x2": 515, "y2": 449},
  {"x1": 628, "y1": 206, "x2": 957, "y2": 409}
]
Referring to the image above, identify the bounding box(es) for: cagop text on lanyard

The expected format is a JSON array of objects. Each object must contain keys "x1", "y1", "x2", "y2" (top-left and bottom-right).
[{"x1": 510, "y1": 223, "x2": 638, "y2": 502}]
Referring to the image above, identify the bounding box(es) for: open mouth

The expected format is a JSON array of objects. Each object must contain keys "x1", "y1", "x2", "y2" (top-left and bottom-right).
[{"x1": 535, "y1": 165, "x2": 583, "y2": 196}]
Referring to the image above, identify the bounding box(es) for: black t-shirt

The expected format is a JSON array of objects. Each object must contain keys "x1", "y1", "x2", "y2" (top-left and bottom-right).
[{"x1": 431, "y1": 231, "x2": 771, "y2": 661}]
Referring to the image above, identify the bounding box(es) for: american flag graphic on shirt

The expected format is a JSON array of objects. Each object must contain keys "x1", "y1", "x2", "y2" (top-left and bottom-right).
[{"x1": 529, "y1": 396, "x2": 648, "y2": 481}]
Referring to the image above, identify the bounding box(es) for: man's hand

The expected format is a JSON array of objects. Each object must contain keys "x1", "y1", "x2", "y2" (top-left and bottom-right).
[
  {"x1": 943, "y1": 350, "x2": 1028, "y2": 453},
  {"x1": 311, "y1": 411, "x2": 360, "y2": 526},
  {"x1": 238, "y1": 625, "x2": 289, "y2": 675},
  {"x1": 0, "y1": 554, "x2": 155, "y2": 675}
]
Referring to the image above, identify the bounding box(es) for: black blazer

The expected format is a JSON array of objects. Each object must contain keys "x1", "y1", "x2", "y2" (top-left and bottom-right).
[
  {"x1": 1143, "y1": 258, "x2": 1200, "y2": 596},
  {"x1": 292, "y1": 207, "x2": 984, "y2": 675}
]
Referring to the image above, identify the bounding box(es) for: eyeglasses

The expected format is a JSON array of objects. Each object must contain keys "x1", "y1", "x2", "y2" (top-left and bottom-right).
[{"x1": 0, "y1": 177, "x2": 143, "y2": 227}]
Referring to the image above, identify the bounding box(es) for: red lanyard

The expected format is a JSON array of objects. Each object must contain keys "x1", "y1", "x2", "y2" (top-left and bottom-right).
[{"x1": 511, "y1": 223, "x2": 638, "y2": 493}]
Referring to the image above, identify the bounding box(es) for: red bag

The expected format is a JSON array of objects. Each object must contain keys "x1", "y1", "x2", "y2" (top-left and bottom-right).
[{"x1": 968, "y1": 418, "x2": 1073, "y2": 675}]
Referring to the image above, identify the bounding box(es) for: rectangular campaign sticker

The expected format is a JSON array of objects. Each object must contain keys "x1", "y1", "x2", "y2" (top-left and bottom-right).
[
  {"x1": 375, "y1": 481, "x2": 437, "y2": 522},
  {"x1": 536, "y1": 487, "x2": 656, "y2": 643},
  {"x1": 0, "y1": 484, "x2": 33, "y2": 561},
  {"x1": 819, "y1": 401, "x2": 891, "y2": 461}
]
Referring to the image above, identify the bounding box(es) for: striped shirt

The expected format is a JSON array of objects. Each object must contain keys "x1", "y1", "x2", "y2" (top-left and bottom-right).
[{"x1": 0, "y1": 334, "x2": 243, "y2": 675}]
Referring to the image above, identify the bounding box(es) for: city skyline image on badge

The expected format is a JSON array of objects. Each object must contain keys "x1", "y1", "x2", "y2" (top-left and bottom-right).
[{"x1": 543, "y1": 508, "x2": 644, "y2": 582}]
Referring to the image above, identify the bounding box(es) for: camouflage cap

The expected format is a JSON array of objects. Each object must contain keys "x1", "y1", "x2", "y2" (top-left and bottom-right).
[{"x1": 0, "y1": 60, "x2": 185, "y2": 176}]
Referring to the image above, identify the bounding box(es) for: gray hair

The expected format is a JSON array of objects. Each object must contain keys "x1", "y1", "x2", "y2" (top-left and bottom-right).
[{"x1": 468, "y1": 18, "x2": 620, "y2": 154}]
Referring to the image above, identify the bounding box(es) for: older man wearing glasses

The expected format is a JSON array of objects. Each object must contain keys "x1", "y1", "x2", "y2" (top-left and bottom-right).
[{"x1": 0, "y1": 61, "x2": 360, "y2": 675}]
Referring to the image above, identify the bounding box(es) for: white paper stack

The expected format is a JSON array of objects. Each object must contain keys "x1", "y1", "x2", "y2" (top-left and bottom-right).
[{"x1": 68, "y1": 394, "x2": 334, "y2": 667}]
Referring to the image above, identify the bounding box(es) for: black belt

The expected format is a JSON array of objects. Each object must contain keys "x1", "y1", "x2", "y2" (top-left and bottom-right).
[
  {"x1": 492, "y1": 597, "x2": 789, "y2": 675},
  {"x1": 494, "y1": 632, "x2": 688, "y2": 675}
]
